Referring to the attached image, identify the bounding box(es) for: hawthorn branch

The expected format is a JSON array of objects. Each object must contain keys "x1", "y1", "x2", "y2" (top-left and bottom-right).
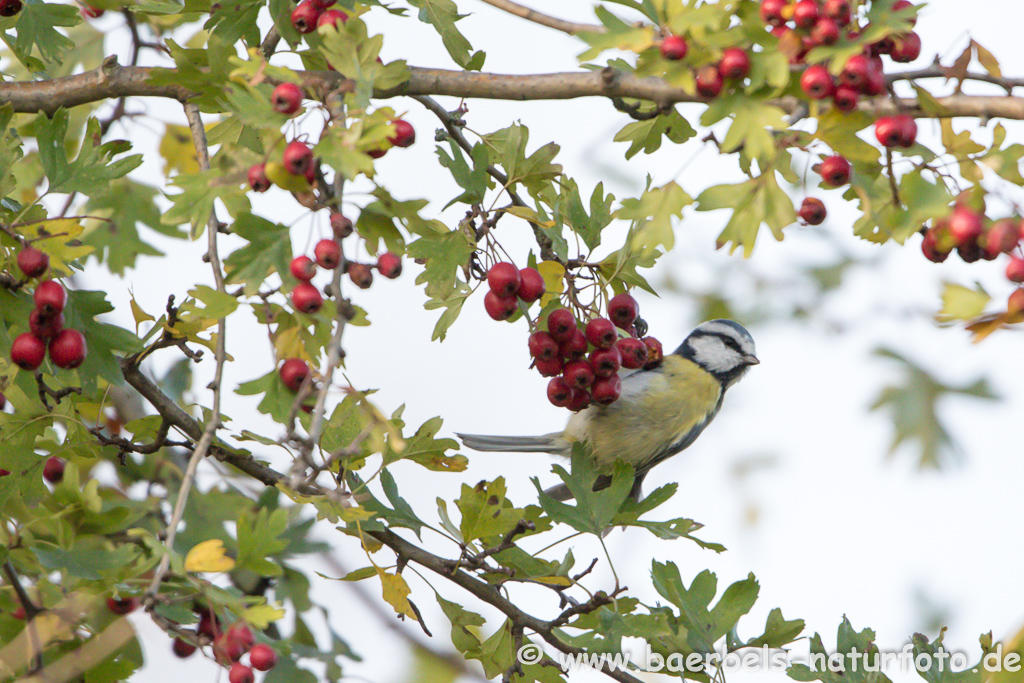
[
  {"x1": 7, "y1": 65, "x2": 1024, "y2": 121},
  {"x1": 477, "y1": 0, "x2": 602, "y2": 35}
]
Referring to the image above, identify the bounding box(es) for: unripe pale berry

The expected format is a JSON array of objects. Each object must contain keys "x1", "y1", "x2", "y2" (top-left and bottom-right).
[
  {"x1": 314, "y1": 239, "x2": 341, "y2": 269},
  {"x1": 487, "y1": 262, "x2": 520, "y2": 297},
  {"x1": 546, "y1": 309, "x2": 577, "y2": 342},
  {"x1": 34, "y1": 280, "x2": 67, "y2": 315},
  {"x1": 48, "y1": 329, "x2": 87, "y2": 369},
  {"x1": 17, "y1": 247, "x2": 48, "y2": 278},
  {"x1": 292, "y1": 282, "x2": 323, "y2": 314},
  {"x1": 249, "y1": 644, "x2": 278, "y2": 672},
  {"x1": 659, "y1": 35, "x2": 688, "y2": 61},
  {"x1": 516, "y1": 267, "x2": 545, "y2": 303},
  {"x1": 11, "y1": 333, "x2": 46, "y2": 370},
  {"x1": 272, "y1": 83, "x2": 303, "y2": 115},
  {"x1": 43, "y1": 456, "x2": 65, "y2": 484},
  {"x1": 388, "y1": 120, "x2": 416, "y2": 148},
  {"x1": 584, "y1": 318, "x2": 617, "y2": 350},
  {"x1": 279, "y1": 358, "x2": 309, "y2": 392},
  {"x1": 290, "y1": 256, "x2": 317, "y2": 282},
  {"x1": 483, "y1": 290, "x2": 517, "y2": 320}
]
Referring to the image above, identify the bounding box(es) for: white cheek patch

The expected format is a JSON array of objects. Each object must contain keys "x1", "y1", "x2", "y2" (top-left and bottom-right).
[{"x1": 688, "y1": 335, "x2": 740, "y2": 374}]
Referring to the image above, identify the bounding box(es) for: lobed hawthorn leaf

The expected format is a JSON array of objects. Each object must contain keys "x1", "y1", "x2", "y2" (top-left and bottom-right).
[
  {"x1": 744, "y1": 608, "x2": 805, "y2": 649},
  {"x1": 407, "y1": 230, "x2": 474, "y2": 303},
  {"x1": 912, "y1": 630, "x2": 984, "y2": 683},
  {"x1": 355, "y1": 202, "x2": 407, "y2": 256},
  {"x1": 869, "y1": 347, "x2": 997, "y2": 469},
  {"x1": 938, "y1": 282, "x2": 990, "y2": 322},
  {"x1": 613, "y1": 107, "x2": 696, "y2": 160},
  {"x1": 383, "y1": 416, "x2": 466, "y2": 472},
  {"x1": 7, "y1": 1, "x2": 77, "y2": 69},
  {"x1": 36, "y1": 114, "x2": 142, "y2": 197},
  {"x1": 223, "y1": 213, "x2": 293, "y2": 295},
  {"x1": 788, "y1": 617, "x2": 892, "y2": 683},
  {"x1": 407, "y1": 0, "x2": 484, "y2": 70},
  {"x1": 703, "y1": 95, "x2": 788, "y2": 165},
  {"x1": 236, "y1": 507, "x2": 289, "y2": 577},
  {"x1": 436, "y1": 140, "x2": 491, "y2": 208},
  {"x1": 319, "y1": 18, "x2": 387, "y2": 109},
  {"x1": 619, "y1": 180, "x2": 692, "y2": 255},
  {"x1": 436, "y1": 595, "x2": 485, "y2": 655},
  {"x1": 558, "y1": 178, "x2": 614, "y2": 252},
  {"x1": 697, "y1": 172, "x2": 795, "y2": 256},
  {"x1": 578, "y1": 5, "x2": 656, "y2": 61},
  {"x1": 455, "y1": 478, "x2": 524, "y2": 545},
  {"x1": 482, "y1": 124, "x2": 562, "y2": 198},
  {"x1": 534, "y1": 446, "x2": 634, "y2": 535},
  {"x1": 980, "y1": 123, "x2": 1024, "y2": 186},
  {"x1": 204, "y1": 0, "x2": 262, "y2": 48},
  {"x1": 424, "y1": 286, "x2": 470, "y2": 342}
]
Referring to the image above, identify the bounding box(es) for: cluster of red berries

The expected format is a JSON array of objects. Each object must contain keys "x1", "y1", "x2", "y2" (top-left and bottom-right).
[
  {"x1": 290, "y1": 0, "x2": 347, "y2": 34},
  {"x1": 9, "y1": 247, "x2": 88, "y2": 372},
  {"x1": 658, "y1": 36, "x2": 751, "y2": 98},
  {"x1": 248, "y1": 139, "x2": 316, "y2": 193},
  {"x1": 533, "y1": 294, "x2": 664, "y2": 411},
  {"x1": 919, "y1": 206, "x2": 1024, "y2": 312},
  {"x1": 482, "y1": 262, "x2": 546, "y2": 320},
  {"x1": 171, "y1": 608, "x2": 278, "y2": 682}
]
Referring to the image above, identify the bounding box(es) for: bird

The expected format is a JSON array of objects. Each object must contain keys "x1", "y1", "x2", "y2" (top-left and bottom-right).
[{"x1": 457, "y1": 319, "x2": 759, "y2": 501}]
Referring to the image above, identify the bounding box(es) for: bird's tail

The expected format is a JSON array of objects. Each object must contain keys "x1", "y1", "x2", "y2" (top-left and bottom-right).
[{"x1": 457, "y1": 432, "x2": 564, "y2": 453}]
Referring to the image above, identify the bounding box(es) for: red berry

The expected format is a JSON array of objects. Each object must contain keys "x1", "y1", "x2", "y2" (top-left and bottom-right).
[
  {"x1": 173, "y1": 638, "x2": 197, "y2": 658},
  {"x1": 331, "y1": 213, "x2": 354, "y2": 239},
  {"x1": 591, "y1": 375, "x2": 622, "y2": 405},
  {"x1": 810, "y1": 17, "x2": 840, "y2": 45},
  {"x1": 290, "y1": 256, "x2": 317, "y2": 282},
  {"x1": 589, "y1": 346, "x2": 621, "y2": 378},
  {"x1": 314, "y1": 239, "x2": 341, "y2": 269},
  {"x1": 584, "y1": 318, "x2": 617, "y2": 349},
  {"x1": 290, "y1": 0, "x2": 320, "y2": 33},
  {"x1": 43, "y1": 456, "x2": 65, "y2": 484},
  {"x1": 874, "y1": 117, "x2": 903, "y2": 148},
  {"x1": 17, "y1": 247, "x2": 48, "y2": 279},
  {"x1": 563, "y1": 360, "x2": 595, "y2": 390},
  {"x1": 249, "y1": 644, "x2": 278, "y2": 671},
  {"x1": 48, "y1": 329, "x2": 87, "y2": 369},
  {"x1": 197, "y1": 610, "x2": 221, "y2": 637},
  {"x1": 895, "y1": 114, "x2": 917, "y2": 147},
  {"x1": 292, "y1": 282, "x2": 323, "y2": 314},
  {"x1": 800, "y1": 65, "x2": 835, "y2": 100},
  {"x1": 659, "y1": 35, "x2": 688, "y2": 61},
  {"x1": 279, "y1": 359, "x2": 309, "y2": 392},
  {"x1": 312, "y1": 0, "x2": 335, "y2": 9},
  {"x1": 695, "y1": 65, "x2": 723, "y2": 98},
  {"x1": 642, "y1": 337, "x2": 664, "y2": 368},
  {"x1": 890, "y1": 31, "x2": 920, "y2": 63},
  {"x1": 528, "y1": 332, "x2": 559, "y2": 362},
  {"x1": 546, "y1": 309, "x2": 577, "y2": 343},
  {"x1": 227, "y1": 623, "x2": 255, "y2": 651},
  {"x1": 983, "y1": 218, "x2": 1021, "y2": 258},
  {"x1": 863, "y1": 66, "x2": 886, "y2": 97},
  {"x1": 1009, "y1": 288, "x2": 1024, "y2": 315},
  {"x1": 534, "y1": 356, "x2": 564, "y2": 377},
  {"x1": 823, "y1": 0, "x2": 851, "y2": 25},
  {"x1": 832, "y1": 86, "x2": 859, "y2": 112},
  {"x1": 921, "y1": 228, "x2": 950, "y2": 263},
  {"x1": 487, "y1": 262, "x2": 520, "y2": 297},
  {"x1": 316, "y1": 8, "x2": 348, "y2": 28},
  {"x1": 1007, "y1": 257, "x2": 1024, "y2": 284},
  {"x1": 566, "y1": 388, "x2": 592, "y2": 412},
  {"x1": 29, "y1": 310, "x2": 64, "y2": 341},
  {"x1": 956, "y1": 237, "x2": 981, "y2": 262},
  {"x1": 792, "y1": 0, "x2": 819, "y2": 28},
  {"x1": 11, "y1": 333, "x2": 46, "y2": 370},
  {"x1": 841, "y1": 54, "x2": 872, "y2": 91},
  {"x1": 367, "y1": 147, "x2": 387, "y2": 159},
  {"x1": 0, "y1": 393, "x2": 6, "y2": 411},
  {"x1": 819, "y1": 155, "x2": 851, "y2": 186},
  {"x1": 948, "y1": 206, "x2": 984, "y2": 247},
  {"x1": 559, "y1": 328, "x2": 588, "y2": 361},
  {"x1": 248, "y1": 164, "x2": 270, "y2": 192},
  {"x1": 80, "y1": 4, "x2": 103, "y2": 17},
  {"x1": 33, "y1": 279, "x2": 67, "y2": 315},
  {"x1": 483, "y1": 290, "x2": 517, "y2": 321},
  {"x1": 387, "y1": 120, "x2": 415, "y2": 148},
  {"x1": 516, "y1": 267, "x2": 545, "y2": 303},
  {"x1": 229, "y1": 662, "x2": 254, "y2": 683},
  {"x1": 107, "y1": 597, "x2": 139, "y2": 615},
  {"x1": 799, "y1": 197, "x2": 827, "y2": 225},
  {"x1": 377, "y1": 252, "x2": 402, "y2": 279},
  {"x1": 608, "y1": 294, "x2": 639, "y2": 329},
  {"x1": 271, "y1": 83, "x2": 303, "y2": 115},
  {"x1": 718, "y1": 48, "x2": 750, "y2": 80},
  {"x1": 282, "y1": 140, "x2": 313, "y2": 176},
  {"x1": 760, "y1": 0, "x2": 787, "y2": 26},
  {"x1": 546, "y1": 377, "x2": 573, "y2": 407},
  {"x1": 615, "y1": 338, "x2": 648, "y2": 369},
  {"x1": 347, "y1": 262, "x2": 374, "y2": 289},
  {"x1": 0, "y1": 0, "x2": 22, "y2": 17}
]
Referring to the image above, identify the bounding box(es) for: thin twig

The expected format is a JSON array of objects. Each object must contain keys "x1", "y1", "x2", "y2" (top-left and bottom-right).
[{"x1": 477, "y1": 0, "x2": 602, "y2": 35}]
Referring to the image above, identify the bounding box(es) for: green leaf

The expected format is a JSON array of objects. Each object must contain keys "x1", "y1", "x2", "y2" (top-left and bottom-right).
[
  {"x1": 236, "y1": 507, "x2": 289, "y2": 577},
  {"x1": 8, "y1": 1, "x2": 77, "y2": 68},
  {"x1": 697, "y1": 173, "x2": 795, "y2": 256},
  {"x1": 869, "y1": 348, "x2": 998, "y2": 468},
  {"x1": 558, "y1": 179, "x2": 614, "y2": 251},
  {"x1": 745, "y1": 608, "x2": 805, "y2": 648},
  {"x1": 204, "y1": 0, "x2": 262, "y2": 46},
  {"x1": 436, "y1": 595, "x2": 485, "y2": 654},
  {"x1": 534, "y1": 446, "x2": 634, "y2": 535},
  {"x1": 702, "y1": 95, "x2": 787, "y2": 165},
  {"x1": 436, "y1": 140, "x2": 491, "y2": 208},
  {"x1": 407, "y1": 0, "x2": 484, "y2": 70},
  {"x1": 912, "y1": 630, "x2": 984, "y2": 683},
  {"x1": 64, "y1": 290, "x2": 144, "y2": 390},
  {"x1": 483, "y1": 124, "x2": 562, "y2": 197},
  {"x1": 618, "y1": 180, "x2": 692, "y2": 255},
  {"x1": 407, "y1": 230, "x2": 474, "y2": 303},
  {"x1": 455, "y1": 478, "x2": 525, "y2": 543},
  {"x1": 36, "y1": 113, "x2": 143, "y2": 196},
  {"x1": 385, "y1": 416, "x2": 466, "y2": 471},
  {"x1": 163, "y1": 167, "x2": 251, "y2": 239},
  {"x1": 224, "y1": 213, "x2": 294, "y2": 295},
  {"x1": 613, "y1": 108, "x2": 696, "y2": 159},
  {"x1": 937, "y1": 282, "x2": 990, "y2": 322}
]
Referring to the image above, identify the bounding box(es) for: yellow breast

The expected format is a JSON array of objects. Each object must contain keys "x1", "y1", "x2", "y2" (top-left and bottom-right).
[{"x1": 562, "y1": 355, "x2": 722, "y2": 469}]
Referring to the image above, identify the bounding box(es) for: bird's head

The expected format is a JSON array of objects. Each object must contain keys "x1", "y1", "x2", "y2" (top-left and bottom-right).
[{"x1": 677, "y1": 319, "x2": 759, "y2": 387}]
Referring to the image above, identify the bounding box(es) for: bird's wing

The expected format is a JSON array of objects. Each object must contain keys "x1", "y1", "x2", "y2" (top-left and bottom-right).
[{"x1": 456, "y1": 432, "x2": 566, "y2": 454}]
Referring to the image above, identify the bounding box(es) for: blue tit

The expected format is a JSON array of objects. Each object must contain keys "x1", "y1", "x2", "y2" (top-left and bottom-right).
[{"x1": 457, "y1": 319, "x2": 759, "y2": 501}]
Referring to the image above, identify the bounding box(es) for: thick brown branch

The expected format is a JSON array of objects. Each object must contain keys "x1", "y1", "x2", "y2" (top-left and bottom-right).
[{"x1": 5, "y1": 65, "x2": 1024, "y2": 120}]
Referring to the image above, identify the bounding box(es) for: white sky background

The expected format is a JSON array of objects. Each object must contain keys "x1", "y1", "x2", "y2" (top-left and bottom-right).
[{"x1": 66, "y1": 0, "x2": 1024, "y2": 680}]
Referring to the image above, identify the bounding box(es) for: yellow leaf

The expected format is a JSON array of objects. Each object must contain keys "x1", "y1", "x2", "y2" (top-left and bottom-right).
[
  {"x1": 537, "y1": 260, "x2": 565, "y2": 307},
  {"x1": 377, "y1": 568, "x2": 417, "y2": 620},
  {"x1": 17, "y1": 218, "x2": 94, "y2": 277},
  {"x1": 531, "y1": 576, "x2": 573, "y2": 587},
  {"x1": 504, "y1": 205, "x2": 553, "y2": 227},
  {"x1": 339, "y1": 505, "x2": 377, "y2": 522},
  {"x1": 184, "y1": 539, "x2": 236, "y2": 573},
  {"x1": 972, "y1": 39, "x2": 1002, "y2": 79},
  {"x1": 265, "y1": 161, "x2": 312, "y2": 193},
  {"x1": 936, "y1": 282, "x2": 990, "y2": 322},
  {"x1": 273, "y1": 325, "x2": 307, "y2": 360},
  {"x1": 160, "y1": 124, "x2": 201, "y2": 177},
  {"x1": 130, "y1": 297, "x2": 155, "y2": 335},
  {"x1": 241, "y1": 603, "x2": 285, "y2": 629}
]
